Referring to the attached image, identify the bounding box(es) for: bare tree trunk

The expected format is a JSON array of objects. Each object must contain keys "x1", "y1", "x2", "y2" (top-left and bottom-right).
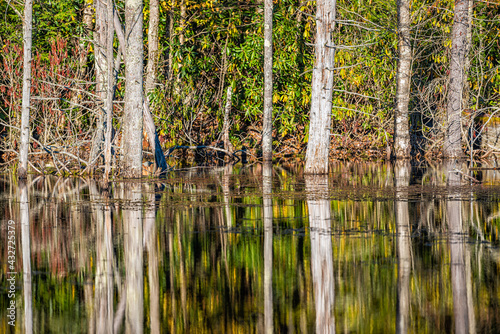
[
  {"x1": 19, "y1": 0, "x2": 33, "y2": 179},
  {"x1": 90, "y1": 0, "x2": 114, "y2": 170},
  {"x1": 444, "y1": 0, "x2": 469, "y2": 158},
  {"x1": 463, "y1": 0, "x2": 473, "y2": 111},
  {"x1": 394, "y1": 0, "x2": 411, "y2": 159},
  {"x1": 263, "y1": 163, "x2": 273, "y2": 334},
  {"x1": 122, "y1": 0, "x2": 144, "y2": 177},
  {"x1": 223, "y1": 86, "x2": 233, "y2": 153},
  {"x1": 114, "y1": 10, "x2": 168, "y2": 174},
  {"x1": 394, "y1": 161, "x2": 411, "y2": 334},
  {"x1": 146, "y1": 0, "x2": 159, "y2": 94},
  {"x1": 104, "y1": 0, "x2": 115, "y2": 181},
  {"x1": 262, "y1": 0, "x2": 273, "y2": 163},
  {"x1": 305, "y1": 0, "x2": 336, "y2": 174}
]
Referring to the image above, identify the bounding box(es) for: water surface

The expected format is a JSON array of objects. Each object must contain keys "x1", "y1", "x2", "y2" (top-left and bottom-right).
[{"x1": 1, "y1": 162, "x2": 499, "y2": 333}]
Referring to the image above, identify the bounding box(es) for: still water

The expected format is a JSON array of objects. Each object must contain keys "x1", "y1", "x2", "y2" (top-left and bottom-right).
[{"x1": 1, "y1": 162, "x2": 499, "y2": 333}]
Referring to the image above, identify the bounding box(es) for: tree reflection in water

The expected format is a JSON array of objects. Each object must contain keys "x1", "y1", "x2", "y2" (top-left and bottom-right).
[
  {"x1": 306, "y1": 174, "x2": 335, "y2": 333},
  {"x1": 446, "y1": 161, "x2": 473, "y2": 334},
  {"x1": 90, "y1": 181, "x2": 114, "y2": 333},
  {"x1": 394, "y1": 160, "x2": 411, "y2": 334},
  {"x1": 122, "y1": 182, "x2": 144, "y2": 334},
  {"x1": 144, "y1": 183, "x2": 160, "y2": 334},
  {"x1": 263, "y1": 163, "x2": 273, "y2": 334},
  {"x1": 1, "y1": 163, "x2": 500, "y2": 332},
  {"x1": 20, "y1": 180, "x2": 33, "y2": 334}
]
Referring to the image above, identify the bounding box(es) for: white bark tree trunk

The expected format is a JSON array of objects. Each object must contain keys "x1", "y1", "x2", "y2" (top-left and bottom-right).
[
  {"x1": 444, "y1": 0, "x2": 469, "y2": 158},
  {"x1": 394, "y1": 0, "x2": 412, "y2": 159},
  {"x1": 262, "y1": 0, "x2": 273, "y2": 163},
  {"x1": 90, "y1": 0, "x2": 115, "y2": 170},
  {"x1": 305, "y1": 0, "x2": 336, "y2": 174},
  {"x1": 146, "y1": 0, "x2": 159, "y2": 94},
  {"x1": 223, "y1": 86, "x2": 233, "y2": 153},
  {"x1": 104, "y1": 0, "x2": 115, "y2": 180},
  {"x1": 114, "y1": 10, "x2": 168, "y2": 173},
  {"x1": 19, "y1": 0, "x2": 33, "y2": 179},
  {"x1": 122, "y1": 0, "x2": 144, "y2": 177}
]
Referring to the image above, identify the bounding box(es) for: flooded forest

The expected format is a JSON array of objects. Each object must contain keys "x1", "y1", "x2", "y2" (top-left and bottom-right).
[
  {"x1": 1, "y1": 0, "x2": 500, "y2": 333},
  {"x1": 1, "y1": 163, "x2": 500, "y2": 333}
]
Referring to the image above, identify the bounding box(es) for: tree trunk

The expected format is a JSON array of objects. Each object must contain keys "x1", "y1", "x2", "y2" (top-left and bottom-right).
[
  {"x1": 223, "y1": 86, "x2": 233, "y2": 153},
  {"x1": 90, "y1": 0, "x2": 114, "y2": 170},
  {"x1": 305, "y1": 0, "x2": 336, "y2": 174},
  {"x1": 146, "y1": 0, "x2": 160, "y2": 94},
  {"x1": 122, "y1": 0, "x2": 144, "y2": 177},
  {"x1": 463, "y1": 0, "x2": 473, "y2": 111},
  {"x1": 104, "y1": 0, "x2": 115, "y2": 180},
  {"x1": 19, "y1": 0, "x2": 33, "y2": 179},
  {"x1": 262, "y1": 0, "x2": 273, "y2": 163},
  {"x1": 114, "y1": 10, "x2": 169, "y2": 174},
  {"x1": 394, "y1": 0, "x2": 411, "y2": 159},
  {"x1": 444, "y1": 0, "x2": 469, "y2": 158}
]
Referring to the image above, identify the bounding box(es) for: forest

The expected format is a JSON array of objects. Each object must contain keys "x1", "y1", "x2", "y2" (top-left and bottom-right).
[{"x1": 1, "y1": 0, "x2": 500, "y2": 177}]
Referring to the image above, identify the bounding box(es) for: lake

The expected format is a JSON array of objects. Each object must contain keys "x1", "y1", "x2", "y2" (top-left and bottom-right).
[{"x1": 1, "y1": 162, "x2": 499, "y2": 333}]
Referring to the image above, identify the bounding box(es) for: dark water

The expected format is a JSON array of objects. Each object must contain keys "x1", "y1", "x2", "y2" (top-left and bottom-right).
[{"x1": 1, "y1": 162, "x2": 500, "y2": 333}]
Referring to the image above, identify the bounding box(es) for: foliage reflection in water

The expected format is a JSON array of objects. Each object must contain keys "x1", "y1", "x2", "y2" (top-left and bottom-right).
[{"x1": 0, "y1": 162, "x2": 500, "y2": 333}]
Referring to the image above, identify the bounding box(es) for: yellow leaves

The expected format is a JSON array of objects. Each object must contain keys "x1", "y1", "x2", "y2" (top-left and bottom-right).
[
  {"x1": 304, "y1": 21, "x2": 311, "y2": 38},
  {"x1": 340, "y1": 68, "x2": 346, "y2": 79},
  {"x1": 273, "y1": 93, "x2": 289, "y2": 103}
]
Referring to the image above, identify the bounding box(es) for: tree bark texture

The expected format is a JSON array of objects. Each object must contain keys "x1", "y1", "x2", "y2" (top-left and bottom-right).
[
  {"x1": 305, "y1": 0, "x2": 336, "y2": 174},
  {"x1": 146, "y1": 0, "x2": 160, "y2": 94},
  {"x1": 90, "y1": 0, "x2": 115, "y2": 169},
  {"x1": 122, "y1": 0, "x2": 144, "y2": 177},
  {"x1": 262, "y1": 0, "x2": 273, "y2": 163},
  {"x1": 306, "y1": 175, "x2": 335, "y2": 333},
  {"x1": 104, "y1": 0, "x2": 115, "y2": 180},
  {"x1": 114, "y1": 10, "x2": 168, "y2": 173},
  {"x1": 223, "y1": 86, "x2": 233, "y2": 152},
  {"x1": 444, "y1": 0, "x2": 469, "y2": 158},
  {"x1": 19, "y1": 0, "x2": 33, "y2": 179},
  {"x1": 394, "y1": 0, "x2": 411, "y2": 159}
]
